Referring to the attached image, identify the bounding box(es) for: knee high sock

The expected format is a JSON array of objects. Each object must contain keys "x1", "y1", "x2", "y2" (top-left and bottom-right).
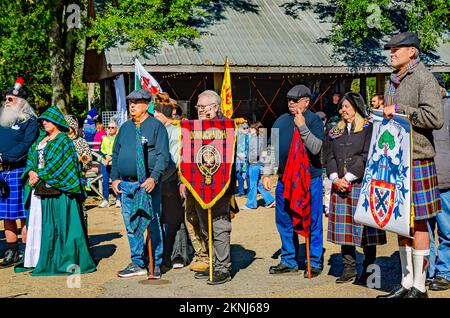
[
  {"x1": 399, "y1": 246, "x2": 414, "y2": 289},
  {"x1": 412, "y1": 249, "x2": 430, "y2": 293}
]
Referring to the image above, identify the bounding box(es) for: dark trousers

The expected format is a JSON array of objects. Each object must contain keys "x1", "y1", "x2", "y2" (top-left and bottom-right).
[
  {"x1": 161, "y1": 178, "x2": 187, "y2": 265},
  {"x1": 341, "y1": 245, "x2": 376, "y2": 273}
]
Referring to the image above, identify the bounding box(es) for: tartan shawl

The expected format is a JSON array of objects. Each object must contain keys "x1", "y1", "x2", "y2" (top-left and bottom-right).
[
  {"x1": 23, "y1": 131, "x2": 85, "y2": 195},
  {"x1": 38, "y1": 105, "x2": 70, "y2": 132},
  {"x1": 130, "y1": 121, "x2": 153, "y2": 236},
  {"x1": 282, "y1": 127, "x2": 311, "y2": 237}
]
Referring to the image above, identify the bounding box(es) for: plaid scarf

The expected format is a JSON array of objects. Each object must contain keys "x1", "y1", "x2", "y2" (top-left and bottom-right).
[
  {"x1": 282, "y1": 127, "x2": 311, "y2": 238},
  {"x1": 386, "y1": 58, "x2": 420, "y2": 105},
  {"x1": 24, "y1": 132, "x2": 85, "y2": 195},
  {"x1": 130, "y1": 121, "x2": 153, "y2": 236}
]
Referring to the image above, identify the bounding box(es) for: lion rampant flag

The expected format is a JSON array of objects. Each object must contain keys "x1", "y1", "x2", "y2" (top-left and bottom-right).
[{"x1": 220, "y1": 57, "x2": 233, "y2": 118}]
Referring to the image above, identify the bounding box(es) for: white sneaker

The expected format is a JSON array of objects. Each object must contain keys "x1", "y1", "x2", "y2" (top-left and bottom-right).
[
  {"x1": 115, "y1": 200, "x2": 122, "y2": 208},
  {"x1": 98, "y1": 200, "x2": 110, "y2": 208}
]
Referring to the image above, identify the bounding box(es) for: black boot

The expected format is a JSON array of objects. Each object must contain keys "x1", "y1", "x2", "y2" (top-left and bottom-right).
[
  {"x1": 336, "y1": 246, "x2": 356, "y2": 283},
  {"x1": 354, "y1": 245, "x2": 377, "y2": 287},
  {"x1": 0, "y1": 248, "x2": 20, "y2": 269}
]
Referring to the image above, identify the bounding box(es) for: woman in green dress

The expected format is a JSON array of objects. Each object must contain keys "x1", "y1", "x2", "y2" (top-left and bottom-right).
[{"x1": 17, "y1": 105, "x2": 96, "y2": 276}]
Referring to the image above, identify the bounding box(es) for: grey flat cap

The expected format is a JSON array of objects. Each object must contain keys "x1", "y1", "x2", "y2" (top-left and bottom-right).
[
  {"x1": 286, "y1": 85, "x2": 311, "y2": 99},
  {"x1": 126, "y1": 88, "x2": 152, "y2": 101},
  {"x1": 384, "y1": 32, "x2": 420, "y2": 50}
]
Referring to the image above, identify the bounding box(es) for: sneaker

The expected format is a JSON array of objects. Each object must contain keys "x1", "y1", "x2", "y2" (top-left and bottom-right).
[
  {"x1": 149, "y1": 265, "x2": 161, "y2": 279},
  {"x1": 117, "y1": 263, "x2": 147, "y2": 278},
  {"x1": 303, "y1": 267, "x2": 322, "y2": 278},
  {"x1": 265, "y1": 201, "x2": 276, "y2": 209},
  {"x1": 0, "y1": 249, "x2": 21, "y2": 269},
  {"x1": 269, "y1": 263, "x2": 298, "y2": 274},
  {"x1": 115, "y1": 200, "x2": 121, "y2": 208},
  {"x1": 172, "y1": 257, "x2": 185, "y2": 269},
  {"x1": 207, "y1": 271, "x2": 232, "y2": 285},
  {"x1": 239, "y1": 205, "x2": 253, "y2": 210},
  {"x1": 194, "y1": 269, "x2": 210, "y2": 279},
  {"x1": 98, "y1": 200, "x2": 110, "y2": 208}
]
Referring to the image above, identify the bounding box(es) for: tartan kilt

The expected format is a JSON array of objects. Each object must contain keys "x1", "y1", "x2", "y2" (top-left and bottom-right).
[
  {"x1": 327, "y1": 183, "x2": 387, "y2": 247},
  {"x1": 412, "y1": 159, "x2": 441, "y2": 221},
  {"x1": 0, "y1": 167, "x2": 27, "y2": 220}
]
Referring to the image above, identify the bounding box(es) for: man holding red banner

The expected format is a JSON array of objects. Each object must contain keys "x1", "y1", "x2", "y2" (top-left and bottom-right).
[
  {"x1": 179, "y1": 90, "x2": 236, "y2": 285},
  {"x1": 262, "y1": 85, "x2": 325, "y2": 278}
]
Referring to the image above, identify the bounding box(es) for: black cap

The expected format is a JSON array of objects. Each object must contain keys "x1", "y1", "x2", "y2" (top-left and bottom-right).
[
  {"x1": 5, "y1": 77, "x2": 27, "y2": 100},
  {"x1": 286, "y1": 85, "x2": 311, "y2": 99},
  {"x1": 126, "y1": 88, "x2": 152, "y2": 101},
  {"x1": 340, "y1": 92, "x2": 368, "y2": 118},
  {"x1": 433, "y1": 73, "x2": 445, "y2": 88},
  {"x1": 384, "y1": 32, "x2": 420, "y2": 50}
]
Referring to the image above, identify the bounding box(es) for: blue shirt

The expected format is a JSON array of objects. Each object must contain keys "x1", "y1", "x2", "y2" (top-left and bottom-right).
[{"x1": 0, "y1": 118, "x2": 39, "y2": 165}]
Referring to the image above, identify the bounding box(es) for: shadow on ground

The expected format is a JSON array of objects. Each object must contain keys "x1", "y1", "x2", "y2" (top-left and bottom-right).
[
  {"x1": 89, "y1": 232, "x2": 122, "y2": 265},
  {"x1": 230, "y1": 244, "x2": 258, "y2": 277}
]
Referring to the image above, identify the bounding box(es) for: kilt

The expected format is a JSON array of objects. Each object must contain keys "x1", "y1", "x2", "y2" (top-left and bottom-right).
[
  {"x1": 0, "y1": 167, "x2": 27, "y2": 220},
  {"x1": 327, "y1": 183, "x2": 387, "y2": 247},
  {"x1": 412, "y1": 159, "x2": 441, "y2": 221}
]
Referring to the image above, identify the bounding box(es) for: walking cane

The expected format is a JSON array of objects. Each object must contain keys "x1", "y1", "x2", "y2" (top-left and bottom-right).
[
  {"x1": 306, "y1": 236, "x2": 311, "y2": 280},
  {"x1": 208, "y1": 208, "x2": 213, "y2": 282},
  {"x1": 146, "y1": 228, "x2": 155, "y2": 279}
]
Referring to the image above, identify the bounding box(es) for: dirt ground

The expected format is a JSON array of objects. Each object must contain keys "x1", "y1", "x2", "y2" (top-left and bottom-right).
[{"x1": 0, "y1": 193, "x2": 449, "y2": 299}]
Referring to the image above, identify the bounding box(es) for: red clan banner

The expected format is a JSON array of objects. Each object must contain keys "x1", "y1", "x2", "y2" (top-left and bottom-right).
[{"x1": 178, "y1": 119, "x2": 237, "y2": 209}]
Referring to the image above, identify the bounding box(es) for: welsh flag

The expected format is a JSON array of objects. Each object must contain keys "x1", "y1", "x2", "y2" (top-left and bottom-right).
[
  {"x1": 134, "y1": 58, "x2": 162, "y2": 114},
  {"x1": 220, "y1": 57, "x2": 233, "y2": 118}
]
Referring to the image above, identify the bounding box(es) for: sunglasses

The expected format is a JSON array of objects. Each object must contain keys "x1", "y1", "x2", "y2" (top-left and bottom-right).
[
  {"x1": 108, "y1": 126, "x2": 116, "y2": 129},
  {"x1": 4, "y1": 97, "x2": 14, "y2": 102}
]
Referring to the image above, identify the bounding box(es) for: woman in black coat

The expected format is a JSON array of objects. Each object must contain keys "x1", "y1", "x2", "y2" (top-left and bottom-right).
[{"x1": 326, "y1": 92, "x2": 387, "y2": 285}]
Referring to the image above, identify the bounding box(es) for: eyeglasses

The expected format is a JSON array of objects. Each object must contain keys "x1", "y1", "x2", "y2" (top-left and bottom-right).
[
  {"x1": 287, "y1": 97, "x2": 308, "y2": 103},
  {"x1": 195, "y1": 103, "x2": 217, "y2": 110},
  {"x1": 108, "y1": 126, "x2": 116, "y2": 129},
  {"x1": 4, "y1": 97, "x2": 14, "y2": 102}
]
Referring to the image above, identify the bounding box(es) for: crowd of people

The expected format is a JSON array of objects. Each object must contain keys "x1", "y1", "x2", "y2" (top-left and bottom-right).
[{"x1": 0, "y1": 32, "x2": 448, "y2": 296}]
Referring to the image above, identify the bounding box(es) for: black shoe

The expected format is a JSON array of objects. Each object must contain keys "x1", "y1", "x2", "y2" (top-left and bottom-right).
[
  {"x1": 426, "y1": 278, "x2": 433, "y2": 287},
  {"x1": 404, "y1": 287, "x2": 428, "y2": 298},
  {"x1": 376, "y1": 285, "x2": 410, "y2": 298},
  {"x1": 304, "y1": 267, "x2": 322, "y2": 278},
  {"x1": 194, "y1": 269, "x2": 209, "y2": 279},
  {"x1": 0, "y1": 249, "x2": 20, "y2": 269},
  {"x1": 336, "y1": 268, "x2": 356, "y2": 284},
  {"x1": 429, "y1": 277, "x2": 450, "y2": 291},
  {"x1": 354, "y1": 272, "x2": 370, "y2": 286},
  {"x1": 269, "y1": 263, "x2": 298, "y2": 274},
  {"x1": 207, "y1": 271, "x2": 232, "y2": 285}
]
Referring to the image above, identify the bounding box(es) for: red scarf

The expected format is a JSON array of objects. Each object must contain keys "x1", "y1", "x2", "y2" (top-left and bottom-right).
[{"x1": 282, "y1": 127, "x2": 311, "y2": 237}]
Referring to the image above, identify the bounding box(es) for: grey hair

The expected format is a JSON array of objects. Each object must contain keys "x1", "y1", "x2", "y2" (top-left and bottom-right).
[
  {"x1": 16, "y1": 99, "x2": 37, "y2": 122},
  {"x1": 414, "y1": 48, "x2": 420, "y2": 59},
  {"x1": 198, "y1": 90, "x2": 221, "y2": 107}
]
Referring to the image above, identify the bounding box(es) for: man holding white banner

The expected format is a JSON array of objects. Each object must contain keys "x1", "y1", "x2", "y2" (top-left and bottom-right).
[{"x1": 377, "y1": 32, "x2": 444, "y2": 298}]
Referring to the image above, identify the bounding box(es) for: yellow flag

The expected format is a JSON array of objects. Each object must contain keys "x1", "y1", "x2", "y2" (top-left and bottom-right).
[{"x1": 220, "y1": 57, "x2": 233, "y2": 118}]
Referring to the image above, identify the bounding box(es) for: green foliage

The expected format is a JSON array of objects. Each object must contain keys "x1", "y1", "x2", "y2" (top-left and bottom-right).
[
  {"x1": 86, "y1": 0, "x2": 207, "y2": 54},
  {"x1": 378, "y1": 130, "x2": 395, "y2": 150},
  {"x1": 330, "y1": 0, "x2": 450, "y2": 53}
]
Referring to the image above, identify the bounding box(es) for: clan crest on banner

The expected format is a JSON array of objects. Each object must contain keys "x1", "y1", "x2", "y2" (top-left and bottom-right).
[
  {"x1": 178, "y1": 119, "x2": 239, "y2": 209},
  {"x1": 355, "y1": 109, "x2": 413, "y2": 237}
]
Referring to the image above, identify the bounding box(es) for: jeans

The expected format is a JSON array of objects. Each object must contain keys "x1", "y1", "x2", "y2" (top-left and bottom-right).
[
  {"x1": 101, "y1": 163, "x2": 118, "y2": 201},
  {"x1": 275, "y1": 177, "x2": 323, "y2": 269},
  {"x1": 236, "y1": 162, "x2": 248, "y2": 195},
  {"x1": 245, "y1": 164, "x2": 274, "y2": 209},
  {"x1": 119, "y1": 181, "x2": 163, "y2": 269},
  {"x1": 427, "y1": 189, "x2": 450, "y2": 280}
]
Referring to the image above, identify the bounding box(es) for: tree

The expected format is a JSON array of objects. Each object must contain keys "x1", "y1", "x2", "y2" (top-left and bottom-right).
[
  {"x1": 0, "y1": 0, "x2": 208, "y2": 114},
  {"x1": 330, "y1": 0, "x2": 450, "y2": 53}
]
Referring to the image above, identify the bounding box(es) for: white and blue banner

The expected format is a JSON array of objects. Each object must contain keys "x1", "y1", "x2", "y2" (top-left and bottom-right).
[{"x1": 355, "y1": 109, "x2": 412, "y2": 238}]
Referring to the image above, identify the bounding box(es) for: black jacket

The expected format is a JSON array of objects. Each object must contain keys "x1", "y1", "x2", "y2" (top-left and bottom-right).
[{"x1": 326, "y1": 123, "x2": 373, "y2": 181}]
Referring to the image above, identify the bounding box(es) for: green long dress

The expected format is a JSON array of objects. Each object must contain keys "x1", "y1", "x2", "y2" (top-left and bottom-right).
[{"x1": 15, "y1": 105, "x2": 96, "y2": 276}]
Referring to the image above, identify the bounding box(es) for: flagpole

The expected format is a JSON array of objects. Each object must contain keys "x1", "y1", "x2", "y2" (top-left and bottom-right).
[
  {"x1": 208, "y1": 208, "x2": 213, "y2": 282},
  {"x1": 306, "y1": 236, "x2": 311, "y2": 280}
]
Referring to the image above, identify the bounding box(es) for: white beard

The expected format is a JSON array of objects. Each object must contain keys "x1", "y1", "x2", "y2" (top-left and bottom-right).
[
  {"x1": 0, "y1": 101, "x2": 36, "y2": 128},
  {"x1": 0, "y1": 105, "x2": 21, "y2": 128}
]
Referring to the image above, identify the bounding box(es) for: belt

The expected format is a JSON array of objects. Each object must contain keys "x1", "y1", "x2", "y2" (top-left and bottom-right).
[
  {"x1": 0, "y1": 162, "x2": 26, "y2": 171},
  {"x1": 122, "y1": 177, "x2": 138, "y2": 182}
]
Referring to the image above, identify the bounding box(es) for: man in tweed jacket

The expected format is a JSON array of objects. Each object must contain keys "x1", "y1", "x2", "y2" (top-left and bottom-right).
[{"x1": 378, "y1": 32, "x2": 444, "y2": 299}]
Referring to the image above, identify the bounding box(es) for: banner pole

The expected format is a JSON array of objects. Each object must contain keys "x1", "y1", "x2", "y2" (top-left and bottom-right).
[
  {"x1": 208, "y1": 208, "x2": 213, "y2": 282},
  {"x1": 147, "y1": 229, "x2": 154, "y2": 279},
  {"x1": 306, "y1": 236, "x2": 311, "y2": 279}
]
